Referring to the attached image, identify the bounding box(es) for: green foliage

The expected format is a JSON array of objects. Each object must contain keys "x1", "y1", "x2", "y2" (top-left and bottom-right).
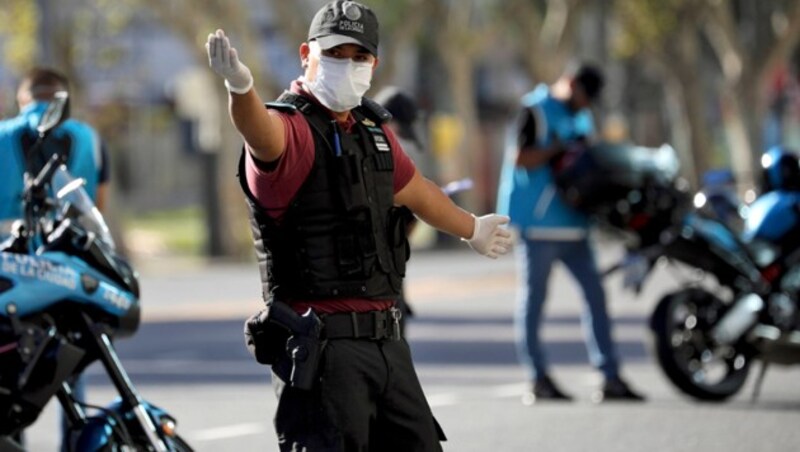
[
  {"x1": 0, "y1": 0, "x2": 39, "y2": 72},
  {"x1": 124, "y1": 206, "x2": 205, "y2": 256},
  {"x1": 613, "y1": 0, "x2": 687, "y2": 59}
]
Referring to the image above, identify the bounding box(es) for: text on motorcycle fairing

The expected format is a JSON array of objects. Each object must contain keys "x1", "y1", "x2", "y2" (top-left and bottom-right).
[{"x1": 1, "y1": 253, "x2": 78, "y2": 290}]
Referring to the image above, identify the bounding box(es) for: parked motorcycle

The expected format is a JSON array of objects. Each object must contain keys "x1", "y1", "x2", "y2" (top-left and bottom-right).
[
  {"x1": 556, "y1": 142, "x2": 800, "y2": 401},
  {"x1": 0, "y1": 92, "x2": 191, "y2": 450}
]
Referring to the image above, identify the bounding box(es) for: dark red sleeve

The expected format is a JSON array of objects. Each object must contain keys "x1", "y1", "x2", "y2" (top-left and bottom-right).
[
  {"x1": 245, "y1": 111, "x2": 315, "y2": 218},
  {"x1": 383, "y1": 124, "x2": 416, "y2": 193}
]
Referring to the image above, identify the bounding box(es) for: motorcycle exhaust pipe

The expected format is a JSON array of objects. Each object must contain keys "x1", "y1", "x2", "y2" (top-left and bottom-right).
[{"x1": 710, "y1": 293, "x2": 764, "y2": 345}]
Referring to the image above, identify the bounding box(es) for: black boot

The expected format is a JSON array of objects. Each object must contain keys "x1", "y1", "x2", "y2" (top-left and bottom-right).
[
  {"x1": 593, "y1": 377, "x2": 646, "y2": 403},
  {"x1": 523, "y1": 375, "x2": 573, "y2": 404}
]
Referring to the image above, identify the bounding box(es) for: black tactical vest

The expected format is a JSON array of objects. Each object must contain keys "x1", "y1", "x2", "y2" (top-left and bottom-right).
[{"x1": 237, "y1": 92, "x2": 411, "y2": 303}]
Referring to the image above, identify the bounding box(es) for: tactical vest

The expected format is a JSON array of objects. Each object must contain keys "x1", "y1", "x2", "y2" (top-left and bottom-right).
[{"x1": 237, "y1": 92, "x2": 410, "y2": 303}]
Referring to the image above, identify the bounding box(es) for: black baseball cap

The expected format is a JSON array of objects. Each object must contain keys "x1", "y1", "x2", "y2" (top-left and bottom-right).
[
  {"x1": 374, "y1": 86, "x2": 422, "y2": 148},
  {"x1": 572, "y1": 64, "x2": 604, "y2": 100},
  {"x1": 308, "y1": 1, "x2": 379, "y2": 56}
]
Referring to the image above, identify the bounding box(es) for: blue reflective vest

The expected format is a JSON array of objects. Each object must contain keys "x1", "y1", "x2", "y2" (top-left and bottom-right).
[
  {"x1": 0, "y1": 102, "x2": 102, "y2": 221},
  {"x1": 497, "y1": 84, "x2": 595, "y2": 240}
]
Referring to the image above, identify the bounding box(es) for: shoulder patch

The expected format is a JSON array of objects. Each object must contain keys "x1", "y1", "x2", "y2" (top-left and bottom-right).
[{"x1": 360, "y1": 97, "x2": 392, "y2": 124}]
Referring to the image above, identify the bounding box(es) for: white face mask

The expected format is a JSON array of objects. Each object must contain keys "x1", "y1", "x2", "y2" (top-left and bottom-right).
[{"x1": 306, "y1": 55, "x2": 373, "y2": 112}]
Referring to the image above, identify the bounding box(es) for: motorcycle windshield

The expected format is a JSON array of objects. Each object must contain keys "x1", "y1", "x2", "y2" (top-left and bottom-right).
[{"x1": 51, "y1": 165, "x2": 116, "y2": 249}]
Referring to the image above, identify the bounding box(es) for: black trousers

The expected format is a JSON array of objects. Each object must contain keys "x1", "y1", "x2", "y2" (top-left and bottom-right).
[{"x1": 272, "y1": 338, "x2": 444, "y2": 452}]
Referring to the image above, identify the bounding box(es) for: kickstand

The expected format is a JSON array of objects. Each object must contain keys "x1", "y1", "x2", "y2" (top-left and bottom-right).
[{"x1": 750, "y1": 360, "x2": 769, "y2": 404}]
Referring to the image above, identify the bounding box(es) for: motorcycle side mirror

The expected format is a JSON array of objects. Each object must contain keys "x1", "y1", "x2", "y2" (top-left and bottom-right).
[{"x1": 36, "y1": 91, "x2": 70, "y2": 136}]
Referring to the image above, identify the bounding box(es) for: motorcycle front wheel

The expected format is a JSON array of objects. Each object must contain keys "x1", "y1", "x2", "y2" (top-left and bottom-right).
[
  {"x1": 650, "y1": 288, "x2": 751, "y2": 401},
  {"x1": 74, "y1": 418, "x2": 193, "y2": 452}
]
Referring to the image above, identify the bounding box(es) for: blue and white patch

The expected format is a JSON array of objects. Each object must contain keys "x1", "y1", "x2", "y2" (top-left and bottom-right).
[{"x1": 369, "y1": 129, "x2": 391, "y2": 152}]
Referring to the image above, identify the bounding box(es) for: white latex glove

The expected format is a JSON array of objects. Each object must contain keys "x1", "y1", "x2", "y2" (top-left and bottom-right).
[
  {"x1": 206, "y1": 29, "x2": 254, "y2": 94},
  {"x1": 463, "y1": 214, "x2": 513, "y2": 259}
]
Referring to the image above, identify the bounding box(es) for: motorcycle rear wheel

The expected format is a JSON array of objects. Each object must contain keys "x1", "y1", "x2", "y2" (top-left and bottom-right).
[{"x1": 651, "y1": 288, "x2": 751, "y2": 401}]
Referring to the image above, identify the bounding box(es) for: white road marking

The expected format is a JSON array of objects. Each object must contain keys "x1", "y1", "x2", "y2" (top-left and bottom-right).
[
  {"x1": 426, "y1": 392, "x2": 461, "y2": 407},
  {"x1": 83, "y1": 359, "x2": 265, "y2": 376},
  {"x1": 186, "y1": 422, "x2": 267, "y2": 441}
]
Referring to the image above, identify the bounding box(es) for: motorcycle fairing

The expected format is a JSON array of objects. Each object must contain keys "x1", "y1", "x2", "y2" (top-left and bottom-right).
[
  {"x1": 743, "y1": 191, "x2": 800, "y2": 243},
  {"x1": 0, "y1": 251, "x2": 137, "y2": 318}
]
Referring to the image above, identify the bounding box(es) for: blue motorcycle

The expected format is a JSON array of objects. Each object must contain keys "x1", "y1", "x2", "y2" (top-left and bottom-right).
[
  {"x1": 0, "y1": 93, "x2": 191, "y2": 450},
  {"x1": 557, "y1": 142, "x2": 800, "y2": 401}
]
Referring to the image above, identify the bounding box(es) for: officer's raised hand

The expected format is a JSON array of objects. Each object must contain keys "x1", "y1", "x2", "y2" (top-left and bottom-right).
[
  {"x1": 206, "y1": 29, "x2": 254, "y2": 94},
  {"x1": 465, "y1": 214, "x2": 513, "y2": 259}
]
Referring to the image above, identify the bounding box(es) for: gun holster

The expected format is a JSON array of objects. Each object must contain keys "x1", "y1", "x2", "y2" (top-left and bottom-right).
[
  {"x1": 243, "y1": 309, "x2": 288, "y2": 366},
  {"x1": 243, "y1": 302, "x2": 324, "y2": 391}
]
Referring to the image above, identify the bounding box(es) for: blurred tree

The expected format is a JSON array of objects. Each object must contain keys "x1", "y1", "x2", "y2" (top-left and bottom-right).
[
  {"x1": 420, "y1": 0, "x2": 493, "y2": 211},
  {"x1": 493, "y1": 0, "x2": 590, "y2": 84},
  {"x1": 0, "y1": 0, "x2": 39, "y2": 73},
  {"x1": 616, "y1": 0, "x2": 800, "y2": 190},
  {"x1": 0, "y1": 0, "x2": 90, "y2": 107},
  {"x1": 614, "y1": 0, "x2": 710, "y2": 187},
  {"x1": 367, "y1": 0, "x2": 428, "y2": 88},
  {"x1": 701, "y1": 0, "x2": 800, "y2": 190},
  {"x1": 137, "y1": 0, "x2": 270, "y2": 258}
]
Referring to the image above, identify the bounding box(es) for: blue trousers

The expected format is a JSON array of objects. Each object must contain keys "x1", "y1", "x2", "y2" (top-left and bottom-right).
[{"x1": 515, "y1": 238, "x2": 620, "y2": 380}]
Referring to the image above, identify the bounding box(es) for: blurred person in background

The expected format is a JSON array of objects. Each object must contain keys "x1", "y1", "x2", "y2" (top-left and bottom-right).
[
  {"x1": 0, "y1": 67, "x2": 109, "y2": 234},
  {"x1": 0, "y1": 67, "x2": 110, "y2": 450},
  {"x1": 497, "y1": 63, "x2": 645, "y2": 404},
  {"x1": 206, "y1": 1, "x2": 512, "y2": 450},
  {"x1": 374, "y1": 86, "x2": 424, "y2": 334},
  {"x1": 374, "y1": 86, "x2": 425, "y2": 157}
]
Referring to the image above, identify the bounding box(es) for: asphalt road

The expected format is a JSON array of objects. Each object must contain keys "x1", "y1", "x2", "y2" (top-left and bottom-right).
[{"x1": 22, "y1": 244, "x2": 800, "y2": 451}]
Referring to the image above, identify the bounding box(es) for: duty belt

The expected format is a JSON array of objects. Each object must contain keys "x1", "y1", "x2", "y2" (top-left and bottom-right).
[{"x1": 321, "y1": 308, "x2": 402, "y2": 341}]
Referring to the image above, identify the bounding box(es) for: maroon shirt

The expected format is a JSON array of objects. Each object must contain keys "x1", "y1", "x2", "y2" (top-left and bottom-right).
[{"x1": 245, "y1": 80, "x2": 416, "y2": 314}]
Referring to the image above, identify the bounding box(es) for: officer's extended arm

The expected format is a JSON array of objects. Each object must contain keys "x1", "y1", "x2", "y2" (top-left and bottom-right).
[
  {"x1": 206, "y1": 29, "x2": 285, "y2": 162},
  {"x1": 395, "y1": 170, "x2": 512, "y2": 259}
]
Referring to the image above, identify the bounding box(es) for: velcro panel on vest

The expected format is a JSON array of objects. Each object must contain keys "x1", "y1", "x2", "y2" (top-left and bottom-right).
[
  {"x1": 363, "y1": 126, "x2": 394, "y2": 172},
  {"x1": 373, "y1": 153, "x2": 394, "y2": 172}
]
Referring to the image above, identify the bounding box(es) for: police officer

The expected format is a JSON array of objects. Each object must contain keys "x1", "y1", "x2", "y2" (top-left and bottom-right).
[
  {"x1": 0, "y1": 67, "x2": 110, "y2": 450},
  {"x1": 206, "y1": 1, "x2": 512, "y2": 450}
]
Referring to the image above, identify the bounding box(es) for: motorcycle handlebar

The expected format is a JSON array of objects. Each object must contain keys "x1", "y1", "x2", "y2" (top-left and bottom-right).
[{"x1": 31, "y1": 153, "x2": 63, "y2": 194}]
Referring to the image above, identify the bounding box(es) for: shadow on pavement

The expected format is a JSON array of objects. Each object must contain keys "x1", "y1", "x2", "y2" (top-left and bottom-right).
[
  {"x1": 411, "y1": 313, "x2": 650, "y2": 327},
  {"x1": 408, "y1": 338, "x2": 649, "y2": 365},
  {"x1": 85, "y1": 316, "x2": 650, "y2": 385}
]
